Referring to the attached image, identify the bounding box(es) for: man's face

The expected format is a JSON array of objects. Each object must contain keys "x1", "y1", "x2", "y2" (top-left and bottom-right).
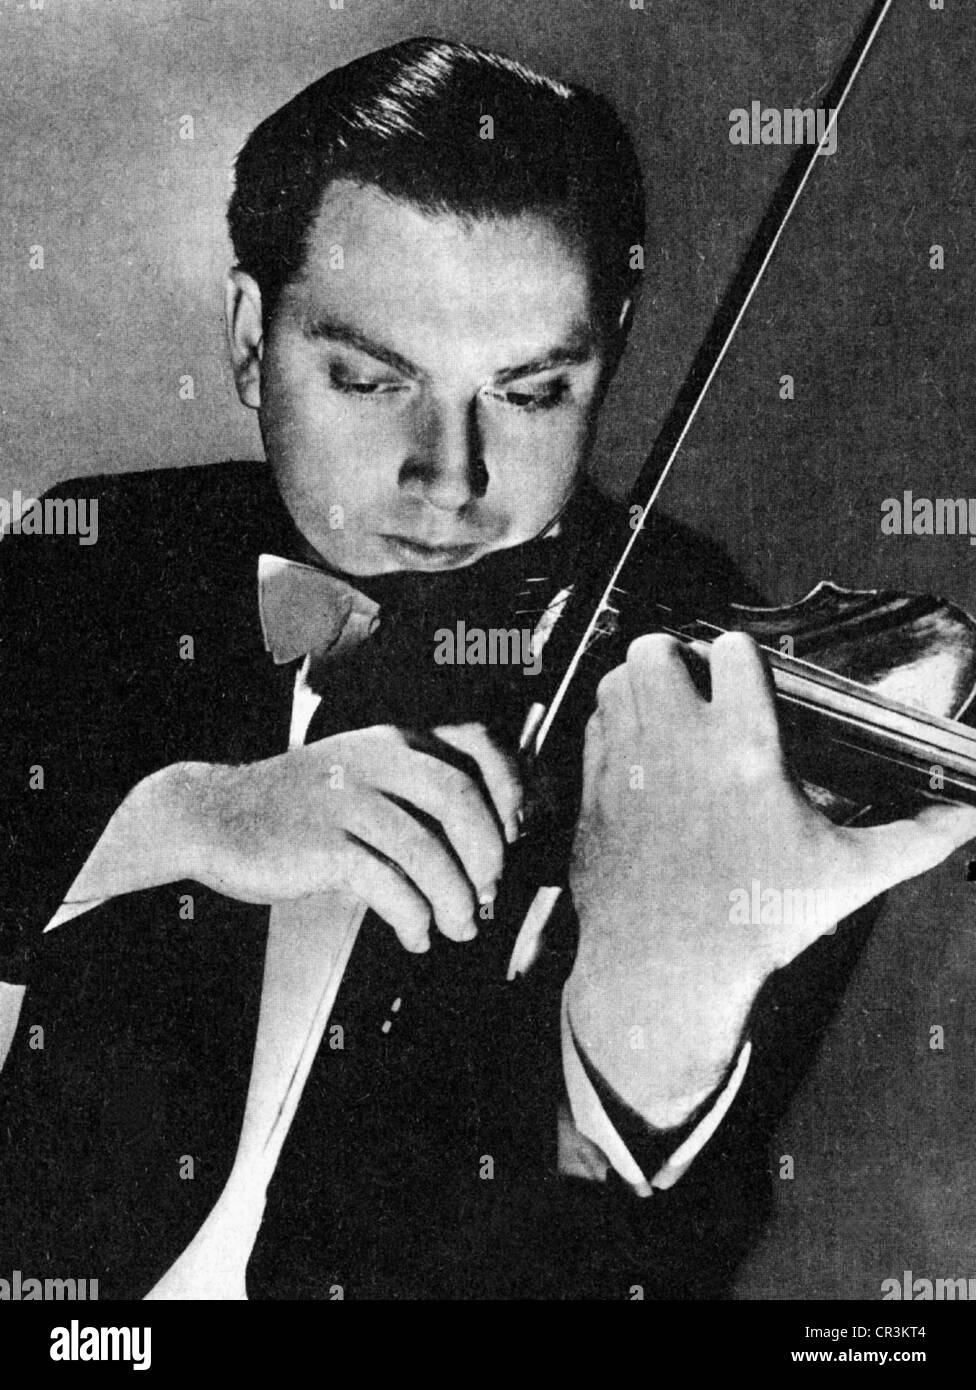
[{"x1": 230, "y1": 180, "x2": 616, "y2": 576}]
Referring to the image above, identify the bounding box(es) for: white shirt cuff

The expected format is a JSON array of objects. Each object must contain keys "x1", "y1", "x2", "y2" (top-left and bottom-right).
[{"x1": 559, "y1": 986, "x2": 752, "y2": 1195}]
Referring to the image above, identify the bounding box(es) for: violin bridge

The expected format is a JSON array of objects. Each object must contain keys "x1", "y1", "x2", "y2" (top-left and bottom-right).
[{"x1": 588, "y1": 585, "x2": 628, "y2": 644}]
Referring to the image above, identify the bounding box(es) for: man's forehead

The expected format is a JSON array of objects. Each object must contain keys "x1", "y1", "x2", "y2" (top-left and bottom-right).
[
  {"x1": 302, "y1": 178, "x2": 588, "y2": 269},
  {"x1": 281, "y1": 180, "x2": 599, "y2": 367}
]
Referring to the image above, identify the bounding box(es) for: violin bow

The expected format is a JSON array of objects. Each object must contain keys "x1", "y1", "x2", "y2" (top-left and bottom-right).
[{"x1": 521, "y1": 0, "x2": 897, "y2": 760}]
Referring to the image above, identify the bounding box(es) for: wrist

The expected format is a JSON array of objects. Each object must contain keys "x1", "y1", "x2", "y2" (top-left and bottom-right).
[
  {"x1": 132, "y1": 761, "x2": 218, "y2": 887},
  {"x1": 565, "y1": 947, "x2": 758, "y2": 1129}
]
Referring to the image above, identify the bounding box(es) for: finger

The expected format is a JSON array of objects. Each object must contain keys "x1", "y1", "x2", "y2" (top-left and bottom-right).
[
  {"x1": 338, "y1": 838, "x2": 432, "y2": 953},
  {"x1": 623, "y1": 634, "x2": 705, "y2": 728},
  {"x1": 431, "y1": 722, "x2": 523, "y2": 845},
  {"x1": 394, "y1": 754, "x2": 506, "y2": 905},
  {"x1": 708, "y1": 630, "x2": 782, "y2": 750},
  {"x1": 374, "y1": 750, "x2": 505, "y2": 902},
  {"x1": 579, "y1": 709, "x2": 608, "y2": 820},
  {"x1": 592, "y1": 659, "x2": 638, "y2": 740},
  {"x1": 347, "y1": 794, "x2": 478, "y2": 943}
]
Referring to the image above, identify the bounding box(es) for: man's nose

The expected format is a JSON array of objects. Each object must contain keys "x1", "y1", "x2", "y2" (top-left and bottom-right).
[{"x1": 400, "y1": 396, "x2": 488, "y2": 510}]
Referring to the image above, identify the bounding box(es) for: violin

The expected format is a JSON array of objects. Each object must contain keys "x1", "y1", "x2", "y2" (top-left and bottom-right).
[
  {"x1": 515, "y1": 0, "x2": 976, "y2": 840},
  {"x1": 519, "y1": 568, "x2": 976, "y2": 843}
]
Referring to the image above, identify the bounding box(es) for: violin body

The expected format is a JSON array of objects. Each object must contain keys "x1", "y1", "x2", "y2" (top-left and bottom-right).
[
  {"x1": 669, "y1": 580, "x2": 976, "y2": 822},
  {"x1": 730, "y1": 580, "x2": 976, "y2": 719}
]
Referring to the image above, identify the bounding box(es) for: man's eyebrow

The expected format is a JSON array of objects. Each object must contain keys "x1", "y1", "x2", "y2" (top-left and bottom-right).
[
  {"x1": 492, "y1": 329, "x2": 598, "y2": 386},
  {"x1": 304, "y1": 315, "x2": 599, "y2": 384},
  {"x1": 304, "y1": 316, "x2": 422, "y2": 378}
]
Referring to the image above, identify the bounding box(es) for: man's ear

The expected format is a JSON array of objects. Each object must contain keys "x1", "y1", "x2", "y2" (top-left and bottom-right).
[
  {"x1": 599, "y1": 295, "x2": 635, "y2": 389},
  {"x1": 225, "y1": 268, "x2": 264, "y2": 410}
]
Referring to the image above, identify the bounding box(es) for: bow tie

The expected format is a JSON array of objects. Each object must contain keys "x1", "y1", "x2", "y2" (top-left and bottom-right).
[
  {"x1": 257, "y1": 510, "x2": 581, "y2": 670},
  {"x1": 258, "y1": 554, "x2": 381, "y2": 666}
]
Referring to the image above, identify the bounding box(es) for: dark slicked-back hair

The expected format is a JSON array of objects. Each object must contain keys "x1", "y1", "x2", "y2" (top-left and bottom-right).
[{"x1": 228, "y1": 36, "x2": 645, "y2": 332}]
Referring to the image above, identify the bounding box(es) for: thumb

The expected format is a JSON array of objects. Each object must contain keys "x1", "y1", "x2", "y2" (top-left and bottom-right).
[{"x1": 850, "y1": 801, "x2": 976, "y2": 899}]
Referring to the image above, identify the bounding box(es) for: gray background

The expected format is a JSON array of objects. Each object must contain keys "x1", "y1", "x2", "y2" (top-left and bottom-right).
[{"x1": 2, "y1": 0, "x2": 974, "y2": 1299}]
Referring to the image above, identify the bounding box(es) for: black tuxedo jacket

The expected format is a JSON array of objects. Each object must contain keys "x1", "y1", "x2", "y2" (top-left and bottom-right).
[{"x1": 0, "y1": 462, "x2": 876, "y2": 1299}]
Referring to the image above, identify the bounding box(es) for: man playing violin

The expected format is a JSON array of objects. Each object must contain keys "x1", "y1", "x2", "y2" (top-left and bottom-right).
[{"x1": 2, "y1": 36, "x2": 973, "y2": 1300}]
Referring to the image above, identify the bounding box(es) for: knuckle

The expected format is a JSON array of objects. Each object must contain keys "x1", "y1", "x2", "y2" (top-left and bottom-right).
[
  {"x1": 398, "y1": 824, "x2": 433, "y2": 874},
  {"x1": 727, "y1": 735, "x2": 781, "y2": 785},
  {"x1": 713, "y1": 629, "x2": 763, "y2": 669},
  {"x1": 343, "y1": 805, "x2": 378, "y2": 844},
  {"x1": 450, "y1": 769, "x2": 481, "y2": 804},
  {"x1": 447, "y1": 720, "x2": 484, "y2": 746},
  {"x1": 626, "y1": 633, "x2": 681, "y2": 668},
  {"x1": 445, "y1": 809, "x2": 500, "y2": 867},
  {"x1": 714, "y1": 629, "x2": 757, "y2": 654},
  {"x1": 333, "y1": 840, "x2": 361, "y2": 893},
  {"x1": 434, "y1": 761, "x2": 470, "y2": 798}
]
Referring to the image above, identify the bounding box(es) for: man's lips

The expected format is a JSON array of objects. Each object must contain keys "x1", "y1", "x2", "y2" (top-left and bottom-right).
[{"x1": 380, "y1": 533, "x2": 484, "y2": 569}]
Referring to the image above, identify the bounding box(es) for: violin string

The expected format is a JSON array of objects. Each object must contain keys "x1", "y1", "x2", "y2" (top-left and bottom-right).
[
  {"x1": 653, "y1": 617, "x2": 976, "y2": 756},
  {"x1": 771, "y1": 687, "x2": 976, "y2": 769},
  {"x1": 824, "y1": 738, "x2": 976, "y2": 798}
]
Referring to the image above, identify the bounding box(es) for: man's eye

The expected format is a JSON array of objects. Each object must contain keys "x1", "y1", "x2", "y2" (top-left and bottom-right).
[
  {"x1": 493, "y1": 381, "x2": 569, "y2": 412},
  {"x1": 329, "y1": 368, "x2": 402, "y2": 397}
]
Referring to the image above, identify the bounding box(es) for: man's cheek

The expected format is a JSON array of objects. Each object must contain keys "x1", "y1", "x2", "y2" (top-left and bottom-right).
[
  {"x1": 523, "y1": 417, "x2": 590, "y2": 479},
  {"x1": 322, "y1": 420, "x2": 405, "y2": 487}
]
